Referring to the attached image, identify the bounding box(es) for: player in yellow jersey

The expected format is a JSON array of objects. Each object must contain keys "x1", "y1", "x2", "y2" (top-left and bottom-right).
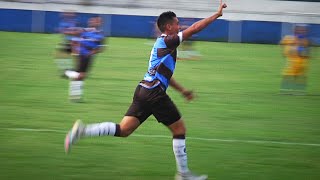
[{"x1": 280, "y1": 24, "x2": 310, "y2": 95}]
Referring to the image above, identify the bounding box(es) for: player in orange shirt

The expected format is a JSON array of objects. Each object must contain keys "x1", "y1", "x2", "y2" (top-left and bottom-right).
[{"x1": 280, "y1": 24, "x2": 310, "y2": 95}]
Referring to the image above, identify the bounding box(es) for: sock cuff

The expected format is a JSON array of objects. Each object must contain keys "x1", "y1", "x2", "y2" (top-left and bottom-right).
[
  {"x1": 173, "y1": 135, "x2": 185, "y2": 139},
  {"x1": 114, "y1": 124, "x2": 121, "y2": 137}
]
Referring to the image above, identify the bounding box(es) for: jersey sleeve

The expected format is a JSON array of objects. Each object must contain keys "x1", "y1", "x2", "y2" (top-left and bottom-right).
[{"x1": 164, "y1": 32, "x2": 183, "y2": 49}]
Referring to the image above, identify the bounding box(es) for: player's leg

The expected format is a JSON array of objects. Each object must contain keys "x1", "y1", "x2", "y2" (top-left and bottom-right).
[
  {"x1": 64, "y1": 69, "x2": 83, "y2": 101},
  {"x1": 152, "y1": 91, "x2": 207, "y2": 180},
  {"x1": 64, "y1": 116, "x2": 140, "y2": 153},
  {"x1": 65, "y1": 55, "x2": 89, "y2": 101},
  {"x1": 83, "y1": 116, "x2": 141, "y2": 138},
  {"x1": 167, "y1": 119, "x2": 189, "y2": 173},
  {"x1": 167, "y1": 119, "x2": 207, "y2": 180},
  {"x1": 293, "y1": 60, "x2": 308, "y2": 94},
  {"x1": 55, "y1": 41, "x2": 73, "y2": 73},
  {"x1": 81, "y1": 84, "x2": 152, "y2": 138},
  {"x1": 280, "y1": 75, "x2": 294, "y2": 93},
  {"x1": 280, "y1": 61, "x2": 296, "y2": 94},
  {"x1": 280, "y1": 57, "x2": 296, "y2": 94},
  {"x1": 64, "y1": 85, "x2": 152, "y2": 153}
]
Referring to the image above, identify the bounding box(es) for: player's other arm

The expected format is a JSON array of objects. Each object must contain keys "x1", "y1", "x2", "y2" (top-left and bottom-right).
[
  {"x1": 98, "y1": 37, "x2": 107, "y2": 52},
  {"x1": 182, "y1": 0, "x2": 227, "y2": 41},
  {"x1": 88, "y1": 42, "x2": 105, "y2": 56},
  {"x1": 63, "y1": 27, "x2": 83, "y2": 36},
  {"x1": 169, "y1": 77, "x2": 194, "y2": 101},
  {"x1": 88, "y1": 46, "x2": 103, "y2": 56}
]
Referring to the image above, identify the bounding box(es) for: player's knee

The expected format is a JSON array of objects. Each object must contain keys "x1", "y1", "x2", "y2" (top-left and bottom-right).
[
  {"x1": 168, "y1": 119, "x2": 187, "y2": 136},
  {"x1": 172, "y1": 125, "x2": 186, "y2": 136}
]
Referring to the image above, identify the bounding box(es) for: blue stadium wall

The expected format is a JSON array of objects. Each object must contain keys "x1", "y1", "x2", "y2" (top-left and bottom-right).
[{"x1": 1, "y1": 9, "x2": 320, "y2": 44}]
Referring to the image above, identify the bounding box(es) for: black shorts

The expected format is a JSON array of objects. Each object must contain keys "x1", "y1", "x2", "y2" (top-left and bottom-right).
[
  {"x1": 77, "y1": 55, "x2": 93, "y2": 73},
  {"x1": 125, "y1": 85, "x2": 181, "y2": 126}
]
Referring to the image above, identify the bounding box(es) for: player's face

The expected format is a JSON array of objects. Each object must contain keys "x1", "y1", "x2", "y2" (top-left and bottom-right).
[
  {"x1": 88, "y1": 17, "x2": 101, "y2": 28},
  {"x1": 95, "y1": 17, "x2": 102, "y2": 27},
  {"x1": 167, "y1": 17, "x2": 180, "y2": 34}
]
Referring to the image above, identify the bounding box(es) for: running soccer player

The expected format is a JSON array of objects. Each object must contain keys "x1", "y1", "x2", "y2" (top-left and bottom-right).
[
  {"x1": 280, "y1": 24, "x2": 310, "y2": 95},
  {"x1": 55, "y1": 11, "x2": 79, "y2": 73},
  {"x1": 65, "y1": 1, "x2": 227, "y2": 179},
  {"x1": 64, "y1": 16, "x2": 105, "y2": 101}
]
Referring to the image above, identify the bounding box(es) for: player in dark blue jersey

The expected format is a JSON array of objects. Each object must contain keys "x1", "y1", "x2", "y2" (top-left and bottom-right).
[
  {"x1": 55, "y1": 11, "x2": 79, "y2": 73},
  {"x1": 65, "y1": 1, "x2": 227, "y2": 179},
  {"x1": 64, "y1": 16, "x2": 105, "y2": 101}
]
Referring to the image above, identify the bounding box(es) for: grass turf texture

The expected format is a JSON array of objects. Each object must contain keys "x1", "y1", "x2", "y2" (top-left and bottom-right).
[{"x1": 0, "y1": 31, "x2": 320, "y2": 180}]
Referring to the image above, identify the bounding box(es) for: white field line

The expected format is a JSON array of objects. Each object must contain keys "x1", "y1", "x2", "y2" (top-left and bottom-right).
[{"x1": 2, "y1": 127, "x2": 320, "y2": 147}]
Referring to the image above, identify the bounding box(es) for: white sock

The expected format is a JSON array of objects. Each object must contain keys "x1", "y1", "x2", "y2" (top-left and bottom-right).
[
  {"x1": 84, "y1": 122, "x2": 117, "y2": 136},
  {"x1": 69, "y1": 81, "x2": 83, "y2": 99},
  {"x1": 173, "y1": 138, "x2": 189, "y2": 173},
  {"x1": 65, "y1": 70, "x2": 80, "y2": 79}
]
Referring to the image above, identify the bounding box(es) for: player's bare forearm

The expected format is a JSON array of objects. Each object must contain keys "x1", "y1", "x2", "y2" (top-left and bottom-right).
[
  {"x1": 191, "y1": 14, "x2": 220, "y2": 32},
  {"x1": 88, "y1": 48, "x2": 101, "y2": 56},
  {"x1": 64, "y1": 28, "x2": 83, "y2": 36},
  {"x1": 182, "y1": 0, "x2": 227, "y2": 40},
  {"x1": 169, "y1": 77, "x2": 194, "y2": 101},
  {"x1": 64, "y1": 31, "x2": 77, "y2": 36},
  {"x1": 169, "y1": 77, "x2": 185, "y2": 93}
]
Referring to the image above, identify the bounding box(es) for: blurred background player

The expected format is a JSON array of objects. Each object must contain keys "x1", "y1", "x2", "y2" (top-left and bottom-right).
[
  {"x1": 55, "y1": 11, "x2": 79, "y2": 74},
  {"x1": 65, "y1": 1, "x2": 227, "y2": 180},
  {"x1": 280, "y1": 24, "x2": 310, "y2": 95},
  {"x1": 64, "y1": 16, "x2": 105, "y2": 101},
  {"x1": 144, "y1": 20, "x2": 162, "y2": 46},
  {"x1": 177, "y1": 18, "x2": 201, "y2": 60},
  {"x1": 152, "y1": 20, "x2": 162, "y2": 38}
]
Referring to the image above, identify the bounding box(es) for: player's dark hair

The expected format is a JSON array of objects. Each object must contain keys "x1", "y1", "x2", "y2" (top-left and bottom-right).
[{"x1": 157, "y1": 11, "x2": 177, "y2": 32}]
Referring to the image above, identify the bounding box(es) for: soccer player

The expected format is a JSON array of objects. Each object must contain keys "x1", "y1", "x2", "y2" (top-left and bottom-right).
[
  {"x1": 55, "y1": 11, "x2": 79, "y2": 73},
  {"x1": 65, "y1": 1, "x2": 227, "y2": 179},
  {"x1": 280, "y1": 24, "x2": 310, "y2": 95},
  {"x1": 64, "y1": 16, "x2": 105, "y2": 101}
]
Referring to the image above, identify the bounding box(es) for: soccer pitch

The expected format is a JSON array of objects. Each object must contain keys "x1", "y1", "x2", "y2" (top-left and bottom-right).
[{"x1": 0, "y1": 31, "x2": 320, "y2": 180}]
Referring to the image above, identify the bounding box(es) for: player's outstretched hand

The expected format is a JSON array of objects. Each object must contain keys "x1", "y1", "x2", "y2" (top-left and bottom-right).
[
  {"x1": 182, "y1": 90, "x2": 195, "y2": 102},
  {"x1": 217, "y1": 0, "x2": 227, "y2": 17}
]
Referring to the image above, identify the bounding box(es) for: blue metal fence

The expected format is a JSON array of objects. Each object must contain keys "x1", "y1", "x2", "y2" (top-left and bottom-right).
[{"x1": 0, "y1": 9, "x2": 319, "y2": 45}]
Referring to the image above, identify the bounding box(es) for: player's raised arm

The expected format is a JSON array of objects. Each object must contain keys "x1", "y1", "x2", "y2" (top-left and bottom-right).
[{"x1": 182, "y1": 0, "x2": 227, "y2": 41}]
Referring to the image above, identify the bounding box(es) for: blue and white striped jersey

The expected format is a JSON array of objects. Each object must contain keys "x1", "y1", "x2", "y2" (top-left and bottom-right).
[{"x1": 141, "y1": 32, "x2": 183, "y2": 90}]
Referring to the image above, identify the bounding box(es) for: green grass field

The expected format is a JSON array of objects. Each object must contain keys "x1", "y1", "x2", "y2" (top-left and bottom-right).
[{"x1": 1, "y1": 31, "x2": 320, "y2": 180}]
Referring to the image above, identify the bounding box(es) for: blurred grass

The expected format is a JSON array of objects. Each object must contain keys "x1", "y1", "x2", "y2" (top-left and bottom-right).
[{"x1": 0, "y1": 31, "x2": 320, "y2": 180}]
